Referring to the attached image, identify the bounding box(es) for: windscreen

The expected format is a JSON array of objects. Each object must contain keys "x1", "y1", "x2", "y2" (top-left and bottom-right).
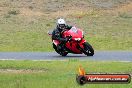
[{"x1": 70, "y1": 27, "x2": 78, "y2": 33}]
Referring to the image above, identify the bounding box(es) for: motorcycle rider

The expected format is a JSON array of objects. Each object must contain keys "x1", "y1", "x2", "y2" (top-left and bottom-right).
[{"x1": 52, "y1": 18, "x2": 72, "y2": 51}]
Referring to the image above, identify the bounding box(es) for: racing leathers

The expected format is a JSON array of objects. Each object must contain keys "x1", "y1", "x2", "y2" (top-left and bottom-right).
[{"x1": 52, "y1": 25, "x2": 72, "y2": 51}]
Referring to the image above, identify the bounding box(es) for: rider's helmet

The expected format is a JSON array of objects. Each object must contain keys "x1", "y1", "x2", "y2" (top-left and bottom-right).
[{"x1": 57, "y1": 18, "x2": 66, "y2": 31}]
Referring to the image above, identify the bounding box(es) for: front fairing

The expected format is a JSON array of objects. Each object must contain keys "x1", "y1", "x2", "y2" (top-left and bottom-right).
[
  {"x1": 62, "y1": 27, "x2": 86, "y2": 54},
  {"x1": 65, "y1": 39, "x2": 86, "y2": 54},
  {"x1": 63, "y1": 27, "x2": 83, "y2": 40}
]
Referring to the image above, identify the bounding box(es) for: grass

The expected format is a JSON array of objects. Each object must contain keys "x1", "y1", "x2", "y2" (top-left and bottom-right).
[
  {"x1": 0, "y1": 12, "x2": 132, "y2": 51},
  {"x1": 0, "y1": 0, "x2": 132, "y2": 51},
  {"x1": 0, "y1": 60, "x2": 131, "y2": 88}
]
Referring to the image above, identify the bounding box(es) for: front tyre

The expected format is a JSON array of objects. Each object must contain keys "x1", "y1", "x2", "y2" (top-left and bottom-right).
[{"x1": 83, "y1": 42, "x2": 94, "y2": 56}]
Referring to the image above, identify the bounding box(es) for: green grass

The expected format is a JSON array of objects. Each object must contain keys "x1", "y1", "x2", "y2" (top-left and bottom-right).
[
  {"x1": 0, "y1": 60, "x2": 131, "y2": 88},
  {"x1": 0, "y1": 17, "x2": 55, "y2": 51},
  {"x1": 75, "y1": 14, "x2": 132, "y2": 50},
  {"x1": 0, "y1": 0, "x2": 132, "y2": 51},
  {"x1": 0, "y1": 13, "x2": 132, "y2": 51}
]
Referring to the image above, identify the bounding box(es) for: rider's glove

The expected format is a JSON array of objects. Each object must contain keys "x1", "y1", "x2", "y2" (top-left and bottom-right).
[
  {"x1": 63, "y1": 38, "x2": 68, "y2": 42},
  {"x1": 67, "y1": 36, "x2": 72, "y2": 42}
]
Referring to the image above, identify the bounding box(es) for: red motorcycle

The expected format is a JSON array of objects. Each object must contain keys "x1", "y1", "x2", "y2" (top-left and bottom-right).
[{"x1": 48, "y1": 27, "x2": 94, "y2": 56}]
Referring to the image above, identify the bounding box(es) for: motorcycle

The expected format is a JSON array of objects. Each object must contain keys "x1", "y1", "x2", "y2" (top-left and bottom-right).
[{"x1": 48, "y1": 26, "x2": 94, "y2": 56}]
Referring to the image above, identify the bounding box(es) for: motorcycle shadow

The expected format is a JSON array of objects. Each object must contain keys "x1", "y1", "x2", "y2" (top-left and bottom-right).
[{"x1": 52, "y1": 54, "x2": 91, "y2": 58}]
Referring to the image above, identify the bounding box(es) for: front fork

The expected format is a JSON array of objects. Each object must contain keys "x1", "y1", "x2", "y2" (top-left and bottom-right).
[
  {"x1": 76, "y1": 39, "x2": 86, "y2": 53},
  {"x1": 77, "y1": 43, "x2": 86, "y2": 54}
]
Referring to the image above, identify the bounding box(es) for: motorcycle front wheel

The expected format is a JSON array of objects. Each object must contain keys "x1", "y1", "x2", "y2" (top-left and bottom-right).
[{"x1": 83, "y1": 42, "x2": 94, "y2": 56}]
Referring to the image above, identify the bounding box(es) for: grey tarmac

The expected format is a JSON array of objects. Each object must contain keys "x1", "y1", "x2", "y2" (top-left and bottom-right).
[{"x1": 0, "y1": 51, "x2": 132, "y2": 61}]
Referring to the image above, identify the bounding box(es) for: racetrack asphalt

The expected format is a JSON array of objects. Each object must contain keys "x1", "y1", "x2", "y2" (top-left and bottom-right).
[{"x1": 0, "y1": 51, "x2": 132, "y2": 61}]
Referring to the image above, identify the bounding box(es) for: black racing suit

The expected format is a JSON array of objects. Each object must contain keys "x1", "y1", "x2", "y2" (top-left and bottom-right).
[{"x1": 52, "y1": 25, "x2": 72, "y2": 51}]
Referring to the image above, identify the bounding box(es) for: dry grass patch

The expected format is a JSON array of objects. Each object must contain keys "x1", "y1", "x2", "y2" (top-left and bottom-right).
[
  {"x1": 20, "y1": 8, "x2": 44, "y2": 17},
  {"x1": 0, "y1": 68, "x2": 48, "y2": 74}
]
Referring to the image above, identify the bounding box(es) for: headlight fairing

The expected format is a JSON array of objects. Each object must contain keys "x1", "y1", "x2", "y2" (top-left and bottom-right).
[{"x1": 74, "y1": 38, "x2": 81, "y2": 41}]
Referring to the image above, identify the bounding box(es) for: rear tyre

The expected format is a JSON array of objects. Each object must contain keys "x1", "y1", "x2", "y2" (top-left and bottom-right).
[
  {"x1": 53, "y1": 43, "x2": 68, "y2": 56},
  {"x1": 83, "y1": 42, "x2": 94, "y2": 56},
  {"x1": 60, "y1": 51, "x2": 68, "y2": 56},
  {"x1": 53, "y1": 43, "x2": 60, "y2": 54}
]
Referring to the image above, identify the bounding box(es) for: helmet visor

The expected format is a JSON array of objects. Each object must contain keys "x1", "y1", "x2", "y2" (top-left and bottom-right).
[{"x1": 59, "y1": 24, "x2": 65, "y2": 29}]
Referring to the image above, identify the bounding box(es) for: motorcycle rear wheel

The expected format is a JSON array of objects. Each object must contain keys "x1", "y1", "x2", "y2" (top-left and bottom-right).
[
  {"x1": 53, "y1": 43, "x2": 68, "y2": 56},
  {"x1": 53, "y1": 43, "x2": 60, "y2": 54},
  {"x1": 60, "y1": 51, "x2": 68, "y2": 56}
]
